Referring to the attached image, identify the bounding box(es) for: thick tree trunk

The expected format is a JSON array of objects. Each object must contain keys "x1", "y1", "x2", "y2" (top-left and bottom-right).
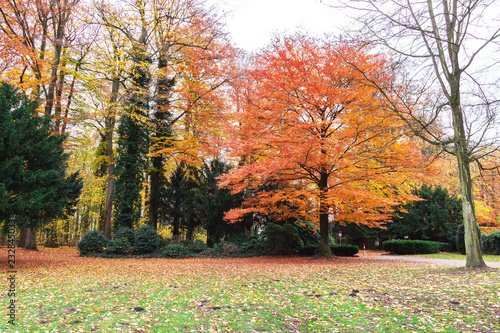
[
  {"x1": 18, "y1": 229, "x2": 27, "y2": 248},
  {"x1": 317, "y1": 171, "x2": 332, "y2": 257},
  {"x1": 172, "y1": 216, "x2": 180, "y2": 238},
  {"x1": 24, "y1": 228, "x2": 38, "y2": 250},
  {"x1": 457, "y1": 152, "x2": 486, "y2": 268},
  {"x1": 186, "y1": 217, "x2": 195, "y2": 241},
  {"x1": 451, "y1": 101, "x2": 485, "y2": 268}
]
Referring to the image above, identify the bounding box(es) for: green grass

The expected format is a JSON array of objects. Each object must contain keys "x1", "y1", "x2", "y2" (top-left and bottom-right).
[
  {"x1": 2, "y1": 250, "x2": 499, "y2": 332},
  {"x1": 407, "y1": 252, "x2": 500, "y2": 262}
]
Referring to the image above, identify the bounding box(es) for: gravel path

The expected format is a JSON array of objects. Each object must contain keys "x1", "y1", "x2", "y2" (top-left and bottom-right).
[{"x1": 369, "y1": 254, "x2": 500, "y2": 268}]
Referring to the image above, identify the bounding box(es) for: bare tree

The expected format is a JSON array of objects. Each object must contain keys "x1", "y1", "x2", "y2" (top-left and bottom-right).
[{"x1": 333, "y1": 0, "x2": 500, "y2": 267}]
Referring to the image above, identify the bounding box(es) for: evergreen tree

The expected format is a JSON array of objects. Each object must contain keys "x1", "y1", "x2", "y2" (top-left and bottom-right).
[
  {"x1": 386, "y1": 185, "x2": 463, "y2": 245},
  {"x1": 112, "y1": 25, "x2": 150, "y2": 231},
  {"x1": 196, "y1": 158, "x2": 243, "y2": 247},
  {"x1": 163, "y1": 162, "x2": 199, "y2": 238},
  {"x1": 0, "y1": 82, "x2": 82, "y2": 249},
  {"x1": 112, "y1": 112, "x2": 148, "y2": 230}
]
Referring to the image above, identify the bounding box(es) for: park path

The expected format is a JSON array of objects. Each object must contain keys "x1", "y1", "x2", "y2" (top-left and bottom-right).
[{"x1": 360, "y1": 251, "x2": 500, "y2": 268}]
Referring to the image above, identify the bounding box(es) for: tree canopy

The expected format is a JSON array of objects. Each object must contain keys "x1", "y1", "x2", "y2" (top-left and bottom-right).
[{"x1": 0, "y1": 82, "x2": 82, "y2": 248}]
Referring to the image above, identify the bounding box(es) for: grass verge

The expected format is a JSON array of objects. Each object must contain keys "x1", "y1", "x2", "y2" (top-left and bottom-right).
[
  {"x1": 1, "y1": 248, "x2": 499, "y2": 332},
  {"x1": 407, "y1": 252, "x2": 500, "y2": 262}
]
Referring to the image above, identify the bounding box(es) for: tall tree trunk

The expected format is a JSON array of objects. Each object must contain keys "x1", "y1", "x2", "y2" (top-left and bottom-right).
[
  {"x1": 172, "y1": 216, "x2": 180, "y2": 238},
  {"x1": 451, "y1": 100, "x2": 485, "y2": 268},
  {"x1": 186, "y1": 216, "x2": 195, "y2": 241},
  {"x1": 18, "y1": 229, "x2": 27, "y2": 248},
  {"x1": 24, "y1": 228, "x2": 38, "y2": 250},
  {"x1": 148, "y1": 156, "x2": 161, "y2": 230},
  {"x1": 45, "y1": 0, "x2": 72, "y2": 116},
  {"x1": 456, "y1": 148, "x2": 485, "y2": 267},
  {"x1": 317, "y1": 171, "x2": 332, "y2": 257},
  {"x1": 104, "y1": 174, "x2": 115, "y2": 239},
  {"x1": 102, "y1": 66, "x2": 120, "y2": 238}
]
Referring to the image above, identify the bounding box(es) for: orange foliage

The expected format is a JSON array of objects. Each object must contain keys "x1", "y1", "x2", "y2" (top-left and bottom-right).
[{"x1": 220, "y1": 35, "x2": 436, "y2": 228}]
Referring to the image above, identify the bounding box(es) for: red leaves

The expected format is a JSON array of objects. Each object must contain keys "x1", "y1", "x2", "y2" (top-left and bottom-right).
[{"x1": 220, "y1": 34, "x2": 435, "y2": 226}]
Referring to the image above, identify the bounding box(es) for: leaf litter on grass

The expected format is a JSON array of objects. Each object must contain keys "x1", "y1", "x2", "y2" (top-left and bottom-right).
[{"x1": 1, "y1": 247, "x2": 499, "y2": 332}]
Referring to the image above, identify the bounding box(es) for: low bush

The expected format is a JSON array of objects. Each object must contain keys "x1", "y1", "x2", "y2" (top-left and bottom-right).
[
  {"x1": 437, "y1": 242, "x2": 453, "y2": 252},
  {"x1": 163, "y1": 244, "x2": 188, "y2": 258},
  {"x1": 187, "y1": 239, "x2": 207, "y2": 253},
  {"x1": 455, "y1": 224, "x2": 466, "y2": 255},
  {"x1": 383, "y1": 239, "x2": 441, "y2": 255},
  {"x1": 134, "y1": 225, "x2": 161, "y2": 254},
  {"x1": 239, "y1": 237, "x2": 266, "y2": 256},
  {"x1": 331, "y1": 244, "x2": 359, "y2": 256},
  {"x1": 106, "y1": 237, "x2": 133, "y2": 255},
  {"x1": 113, "y1": 226, "x2": 135, "y2": 245},
  {"x1": 265, "y1": 223, "x2": 303, "y2": 254},
  {"x1": 78, "y1": 230, "x2": 108, "y2": 255},
  {"x1": 218, "y1": 241, "x2": 239, "y2": 256},
  {"x1": 299, "y1": 245, "x2": 318, "y2": 256},
  {"x1": 483, "y1": 232, "x2": 500, "y2": 255}
]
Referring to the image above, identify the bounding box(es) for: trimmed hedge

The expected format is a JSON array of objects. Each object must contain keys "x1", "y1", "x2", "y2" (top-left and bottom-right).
[
  {"x1": 331, "y1": 244, "x2": 359, "y2": 256},
  {"x1": 299, "y1": 245, "x2": 318, "y2": 255},
  {"x1": 78, "y1": 230, "x2": 108, "y2": 255},
  {"x1": 134, "y1": 225, "x2": 161, "y2": 254},
  {"x1": 383, "y1": 239, "x2": 441, "y2": 255},
  {"x1": 437, "y1": 242, "x2": 453, "y2": 252},
  {"x1": 483, "y1": 232, "x2": 500, "y2": 255}
]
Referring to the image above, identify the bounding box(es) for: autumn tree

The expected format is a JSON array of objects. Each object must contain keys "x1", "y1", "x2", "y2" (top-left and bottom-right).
[
  {"x1": 96, "y1": 0, "x2": 235, "y2": 232},
  {"x1": 219, "y1": 35, "x2": 433, "y2": 256},
  {"x1": 335, "y1": 0, "x2": 500, "y2": 267}
]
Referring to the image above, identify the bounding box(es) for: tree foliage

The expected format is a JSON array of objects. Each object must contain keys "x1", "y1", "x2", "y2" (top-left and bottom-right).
[
  {"x1": 0, "y1": 82, "x2": 82, "y2": 248},
  {"x1": 220, "y1": 35, "x2": 434, "y2": 256},
  {"x1": 387, "y1": 185, "x2": 462, "y2": 245}
]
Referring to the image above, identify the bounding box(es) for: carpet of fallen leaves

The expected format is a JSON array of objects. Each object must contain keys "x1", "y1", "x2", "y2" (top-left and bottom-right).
[{"x1": 1, "y1": 247, "x2": 499, "y2": 333}]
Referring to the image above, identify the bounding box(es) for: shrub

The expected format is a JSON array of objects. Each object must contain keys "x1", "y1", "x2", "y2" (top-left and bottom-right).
[
  {"x1": 187, "y1": 239, "x2": 207, "y2": 253},
  {"x1": 383, "y1": 239, "x2": 441, "y2": 255},
  {"x1": 437, "y1": 242, "x2": 453, "y2": 252},
  {"x1": 220, "y1": 242, "x2": 239, "y2": 256},
  {"x1": 265, "y1": 223, "x2": 304, "y2": 254},
  {"x1": 456, "y1": 224, "x2": 466, "y2": 255},
  {"x1": 239, "y1": 237, "x2": 266, "y2": 256},
  {"x1": 113, "y1": 226, "x2": 135, "y2": 245},
  {"x1": 295, "y1": 220, "x2": 320, "y2": 248},
  {"x1": 163, "y1": 244, "x2": 188, "y2": 258},
  {"x1": 331, "y1": 244, "x2": 359, "y2": 256},
  {"x1": 134, "y1": 225, "x2": 161, "y2": 254},
  {"x1": 78, "y1": 230, "x2": 108, "y2": 255},
  {"x1": 299, "y1": 245, "x2": 318, "y2": 256},
  {"x1": 483, "y1": 232, "x2": 500, "y2": 255},
  {"x1": 106, "y1": 237, "x2": 133, "y2": 255}
]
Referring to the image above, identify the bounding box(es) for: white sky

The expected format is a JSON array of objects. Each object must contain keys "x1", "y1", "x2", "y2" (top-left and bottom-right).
[{"x1": 207, "y1": 0, "x2": 345, "y2": 52}]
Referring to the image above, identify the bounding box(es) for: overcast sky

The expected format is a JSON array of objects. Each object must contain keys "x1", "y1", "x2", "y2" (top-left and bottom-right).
[{"x1": 207, "y1": 0, "x2": 345, "y2": 52}]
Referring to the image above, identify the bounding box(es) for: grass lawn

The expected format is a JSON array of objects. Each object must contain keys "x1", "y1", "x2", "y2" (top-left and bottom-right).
[
  {"x1": 407, "y1": 253, "x2": 500, "y2": 262},
  {"x1": 2, "y1": 248, "x2": 499, "y2": 332}
]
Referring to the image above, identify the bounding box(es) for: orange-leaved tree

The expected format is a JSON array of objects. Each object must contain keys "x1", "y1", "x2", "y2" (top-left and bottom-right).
[{"x1": 219, "y1": 35, "x2": 436, "y2": 256}]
